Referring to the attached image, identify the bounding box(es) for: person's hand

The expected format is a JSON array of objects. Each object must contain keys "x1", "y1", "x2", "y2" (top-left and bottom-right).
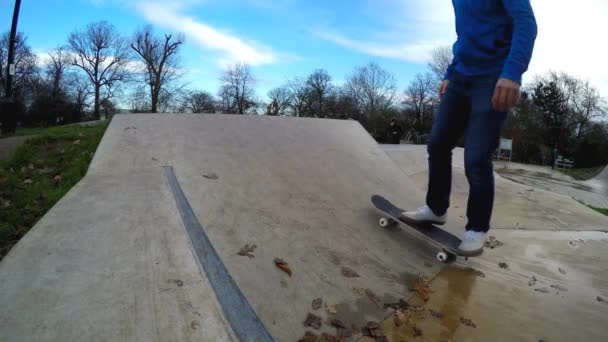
[
  {"x1": 492, "y1": 78, "x2": 520, "y2": 112},
  {"x1": 438, "y1": 80, "x2": 449, "y2": 98}
]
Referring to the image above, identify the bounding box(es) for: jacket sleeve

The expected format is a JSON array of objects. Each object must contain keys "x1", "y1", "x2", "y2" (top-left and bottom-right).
[{"x1": 500, "y1": 0, "x2": 538, "y2": 84}]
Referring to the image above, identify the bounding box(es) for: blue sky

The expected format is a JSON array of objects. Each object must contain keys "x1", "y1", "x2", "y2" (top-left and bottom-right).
[{"x1": 1, "y1": 0, "x2": 607, "y2": 99}]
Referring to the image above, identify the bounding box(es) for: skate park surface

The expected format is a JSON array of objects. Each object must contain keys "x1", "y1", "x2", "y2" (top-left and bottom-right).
[{"x1": 1, "y1": 114, "x2": 607, "y2": 341}]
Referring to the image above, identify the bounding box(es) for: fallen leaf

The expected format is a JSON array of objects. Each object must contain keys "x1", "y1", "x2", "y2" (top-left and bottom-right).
[
  {"x1": 23, "y1": 179, "x2": 33, "y2": 185},
  {"x1": 312, "y1": 298, "x2": 322, "y2": 310},
  {"x1": 464, "y1": 267, "x2": 486, "y2": 278},
  {"x1": 362, "y1": 322, "x2": 385, "y2": 339},
  {"x1": 60, "y1": 149, "x2": 66, "y2": 154},
  {"x1": 237, "y1": 244, "x2": 257, "y2": 258},
  {"x1": 365, "y1": 288, "x2": 382, "y2": 307},
  {"x1": 325, "y1": 304, "x2": 337, "y2": 315},
  {"x1": 393, "y1": 310, "x2": 411, "y2": 327},
  {"x1": 298, "y1": 331, "x2": 319, "y2": 342},
  {"x1": 412, "y1": 326, "x2": 423, "y2": 337},
  {"x1": 352, "y1": 287, "x2": 365, "y2": 296},
  {"x1": 202, "y1": 173, "x2": 219, "y2": 180},
  {"x1": 73, "y1": 139, "x2": 81, "y2": 145},
  {"x1": 460, "y1": 317, "x2": 477, "y2": 328},
  {"x1": 303, "y1": 313, "x2": 322, "y2": 330},
  {"x1": 20, "y1": 167, "x2": 26, "y2": 173},
  {"x1": 535, "y1": 287, "x2": 550, "y2": 294},
  {"x1": 54, "y1": 175, "x2": 62, "y2": 182},
  {"x1": 79, "y1": 132, "x2": 84, "y2": 137},
  {"x1": 274, "y1": 258, "x2": 292, "y2": 276},
  {"x1": 528, "y1": 279, "x2": 536, "y2": 287},
  {"x1": 341, "y1": 266, "x2": 360, "y2": 278},
  {"x1": 151, "y1": 157, "x2": 159, "y2": 161},
  {"x1": 169, "y1": 279, "x2": 184, "y2": 287},
  {"x1": 429, "y1": 309, "x2": 444, "y2": 319},
  {"x1": 498, "y1": 262, "x2": 509, "y2": 269},
  {"x1": 484, "y1": 236, "x2": 504, "y2": 249},
  {"x1": 2, "y1": 200, "x2": 11, "y2": 208},
  {"x1": 28, "y1": 163, "x2": 34, "y2": 170},
  {"x1": 328, "y1": 318, "x2": 345, "y2": 330},
  {"x1": 558, "y1": 268, "x2": 566, "y2": 275},
  {"x1": 550, "y1": 284, "x2": 568, "y2": 292},
  {"x1": 410, "y1": 278, "x2": 433, "y2": 302},
  {"x1": 384, "y1": 299, "x2": 409, "y2": 311},
  {"x1": 597, "y1": 296, "x2": 606, "y2": 303}
]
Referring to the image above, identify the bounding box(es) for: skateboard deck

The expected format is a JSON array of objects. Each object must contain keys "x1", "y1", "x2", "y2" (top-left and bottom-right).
[{"x1": 371, "y1": 195, "x2": 463, "y2": 262}]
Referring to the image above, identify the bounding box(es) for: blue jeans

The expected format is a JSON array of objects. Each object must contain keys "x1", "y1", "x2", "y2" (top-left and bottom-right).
[{"x1": 426, "y1": 72, "x2": 507, "y2": 232}]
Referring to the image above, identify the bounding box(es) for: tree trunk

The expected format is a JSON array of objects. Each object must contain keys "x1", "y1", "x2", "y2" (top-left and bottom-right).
[{"x1": 94, "y1": 85, "x2": 100, "y2": 119}]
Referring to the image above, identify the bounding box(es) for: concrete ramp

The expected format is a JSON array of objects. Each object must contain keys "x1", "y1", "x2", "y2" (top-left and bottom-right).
[{"x1": 0, "y1": 115, "x2": 444, "y2": 341}]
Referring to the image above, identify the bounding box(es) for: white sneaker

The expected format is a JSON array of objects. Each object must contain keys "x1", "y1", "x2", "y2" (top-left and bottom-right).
[
  {"x1": 458, "y1": 230, "x2": 487, "y2": 256},
  {"x1": 400, "y1": 206, "x2": 447, "y2": 225}
]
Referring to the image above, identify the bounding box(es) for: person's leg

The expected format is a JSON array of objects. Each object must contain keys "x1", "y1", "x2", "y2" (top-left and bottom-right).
[
  {"x1": 463, "y1": 77, "x2": 508, "y2": 232},
  {"x1": 425, "y1": 79, "x2": 470, "y2": 216}
]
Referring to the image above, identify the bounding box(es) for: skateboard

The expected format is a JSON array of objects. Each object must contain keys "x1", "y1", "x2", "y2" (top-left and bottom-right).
[{"x1": 371, "y1": 195, "x2": 463, "y2": 263}]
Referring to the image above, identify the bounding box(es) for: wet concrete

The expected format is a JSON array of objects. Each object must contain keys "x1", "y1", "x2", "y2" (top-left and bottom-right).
[
  {"x1": 495, "y1": 161, "x2": 608, "y2": 209},
  {"x1": 364, "y1": 229, "x2": 608, "y2": 342}
]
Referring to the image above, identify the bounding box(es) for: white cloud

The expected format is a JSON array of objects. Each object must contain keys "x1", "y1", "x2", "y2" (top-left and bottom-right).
[
  {"x1": 319, "y1": 0, "x2": 608, "y2": 96},
  {"x1": 135, "y1": 1, "x2": 277, "y2": 67}
]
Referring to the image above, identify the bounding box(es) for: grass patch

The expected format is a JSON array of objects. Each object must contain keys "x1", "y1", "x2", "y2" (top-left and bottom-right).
[
  {"x1": 560, "y1": 166, "x2": 605, "y2": 181},
  {"x1": 589, "y1": 206, "x2": 608, "y2": 217},
  {"x1": 0, "y1": 122, "x2": 108, "y2": 260}
]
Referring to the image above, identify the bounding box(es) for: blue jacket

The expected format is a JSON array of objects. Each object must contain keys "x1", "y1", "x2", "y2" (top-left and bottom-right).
[{"x1": 445, "y1": 0, "x2": 537, "y2": 84}]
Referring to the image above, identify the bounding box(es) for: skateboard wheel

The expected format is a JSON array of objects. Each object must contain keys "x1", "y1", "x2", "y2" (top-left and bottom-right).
[
  {"x1": 436, "y1": 251, "x2": 449, "y2": 263},
  {"x1": 379, "y1": 217, "x2": 390, "y2": 228}
]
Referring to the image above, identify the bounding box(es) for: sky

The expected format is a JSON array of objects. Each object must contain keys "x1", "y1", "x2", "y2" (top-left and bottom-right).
[{"x1": 1, "y1": 0, "x2": 607, "y2": 101}]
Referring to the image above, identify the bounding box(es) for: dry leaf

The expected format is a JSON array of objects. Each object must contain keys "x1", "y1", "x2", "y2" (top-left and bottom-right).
[
  {"x1": 23, "y1": 179, "x2": 33, "y2": 185},
  {"x1": 385, "y1": 299, "x2": 409, "y2": 311},
  {"x1": 328, "y1": 318, "x2": 345, "y2": 330},
  {"x1": 393, "y1": 309, "x2": 411, "y2": 327},
  {"x1": 558, "y1": 268, "x2": 566, "y2": 275},
  {"x1": 429, "y1": 309, "x2": 444, "y2": 319},
  {"x1": 412, "y1": 326, "x2": 423, "y2": 337},
  {"x1": 312, "y1": 298, "x2": 323, "y2": 310},
  {"x1": 274, "y1": 258, "x2": 292, "y2": 276},
  {"x1": 79, "y1": 132, "x2": 84, "y2": 137},
  {"x1": 325, "y1": 304, "x2": 337, "y2": 315},
  {"x1": 410, "y1": 278, "x2": 433, "y2": 302},
  {"x1": 54, "y1": 175, "x2": 62, "y2": 182},
  {"x1": 60, "y1": 149, "x2": 66, "y2": 154},
  {"x1": 352, "y1": 287, "x2": 365, "y2": 296},
  {"x1": 364, "y1": 288, "x2": 382, "y2": 307},
  {"x1": 237, "y1": 244, "x2": 257, "y2": 258},
  {"x1": 362, "y1": 322, "x2": 385, "y2": 339},
  {"x1": 73, "y1": 139, "x2": 81, "y2": 145},
  {"x1": 2, "y1": 200, "x2": 11, "y2": 208},
  {"x1": 498, "y1": 262, "x2": 509, "y2": 269},
  {"x1": 484, "y1": 236, "x2": 504, "y2": 249},
  {"x1": 28, "y1": 163, "x2": 34, "y2": 170},
  {"x1": 202, "y1": 172, "x2": 219, "y2": 180},
  {"x1": 460, "y1": 317, "x2": 477, "y2": 328},
  {"x1": 303, "y1": 313, "x2": 322, "y2": 330},
  {"x1": 341, "y1": 266, "x2": 360, "y2": 278}
]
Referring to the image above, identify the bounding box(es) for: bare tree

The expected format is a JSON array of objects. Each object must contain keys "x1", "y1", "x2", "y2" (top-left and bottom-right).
[
  {"x1": 428, "y1": 46, "x2": 453, "y2": 82},
  {"x1": 131, "y1": 26, "x2": 184, "y2": 113},
  {"x1": 286, "y1": 78, "x2": 311, "y2": 117},
  {"x1": 306, "y1": 69, "x2": 332, "y2": 117},
  {"x1": 67, "y1": 21, "x2": 130, "y2": 118},
  {"x1": 45, "y1": 47, "x2": 71, "y2": 96},
  {"x1": 536, "y1": 71, "x2": 607, "y2": 138},
  {"x1": 219, "y1": 63, "x2": 256, "y2": 114},
  {"x1": 404, "y1": 73, "x2": 436, "y2": 132},
  {"x1": 180, "y1": 90, "x2": 216, "y2": 113},
  {"x1": 0, "y1": 31, "x2": 38, "y2": 98},
  {"x1": 345, "y1": 62, "x2": 397, "y2": 116},
  {"x1": 266, "y1": 86, "x2": 290, "y2": 116}
]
